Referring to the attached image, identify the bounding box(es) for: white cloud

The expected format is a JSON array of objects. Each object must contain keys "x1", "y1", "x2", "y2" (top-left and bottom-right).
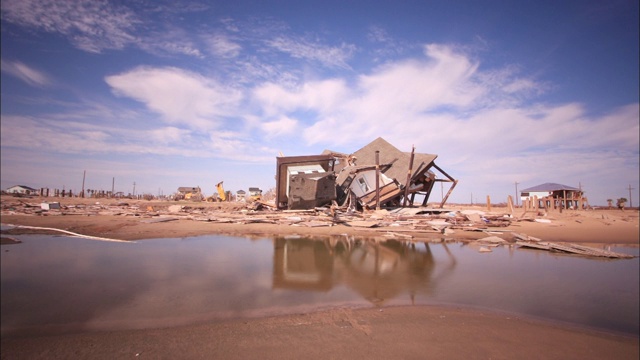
[
  {"x1": 149, "y1": 127, "x2": 192, "y2": 144},
  {"x1": 105, "y1": 67, "x2": 243, "y2": 130},
  {"x1": 0, "y1": 60, "x2": 52, "y2": 87},
  {"x1": 261, "y1": 116, "x2": 298, "y2": 138},
  {"x1": 253, "y1": 78, "x2": 349, "y2": 117}
]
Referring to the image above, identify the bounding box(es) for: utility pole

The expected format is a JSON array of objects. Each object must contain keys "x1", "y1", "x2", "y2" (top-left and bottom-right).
[
  {"x1": 133, "y1": 181, "x2": 136, "y2": 196},
  {"x1": 112, "y1": 177, "x2": 115, "y2": 196},
  {"x1": 629, "y1": 184, "x2": 635, "y2": 208},
  {"x1": 81, "y1": 170, "x2": 86, "y2": 198},
  {"x1": 514, "y1": 181, "x2": 519, "y2": 207}
]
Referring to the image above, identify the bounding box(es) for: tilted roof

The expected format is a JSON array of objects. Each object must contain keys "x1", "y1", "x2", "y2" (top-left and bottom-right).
[{"x1": 350, "y1": 137, "x2": 437, "y2": 182}]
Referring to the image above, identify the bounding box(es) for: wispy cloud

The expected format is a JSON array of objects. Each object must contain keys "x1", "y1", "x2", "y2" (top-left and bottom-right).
[
  {"x1": 0, "y1": 60, "x2": 52, "y2": 87},
  {"x1": 0, "y1": 0, "x2": 204, "y2": 56},
  {"x1": 265, "y1": 36, "x2": 356, "y2": 69},
  {"x1": 1, "y1": 0, "x2": 140, "y2": 53},
  {"x1": 205, "y1": 34, "x2": 242, "y2": 58}
]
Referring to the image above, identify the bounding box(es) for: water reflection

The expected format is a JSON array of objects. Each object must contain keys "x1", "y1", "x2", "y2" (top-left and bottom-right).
[
  {"x1": 273, "y1": 237, "x2": 457, "y2": 306},
  {"x1": 1, "y1": 234, "x2": 638, "y2": 338}
]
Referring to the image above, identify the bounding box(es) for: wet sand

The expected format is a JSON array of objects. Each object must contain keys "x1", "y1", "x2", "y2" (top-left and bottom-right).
[
  {"x1": 1, "y1": 196, "x2": 639, "y2": 359},
  {"x1": 2, "y1": 306, "x2": 638, "y2": 359}
]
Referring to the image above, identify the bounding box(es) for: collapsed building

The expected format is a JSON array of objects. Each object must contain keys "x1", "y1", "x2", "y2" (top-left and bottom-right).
[{"x1": 275, "y1": 137, "x2": 457, "y2": 210}]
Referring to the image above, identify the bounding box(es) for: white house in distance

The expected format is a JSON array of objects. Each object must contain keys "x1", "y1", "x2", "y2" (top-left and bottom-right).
[
  {"x1": 520, "y1": 182, "x2": 586, "y2": 209},
  {"x1": 5, "y1": 185, "x2": 38, "y2": 195}
]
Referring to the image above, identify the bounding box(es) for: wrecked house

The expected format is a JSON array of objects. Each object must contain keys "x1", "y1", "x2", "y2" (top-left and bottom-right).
[{"x1": 275, "y1": 137, "x2": 457, "y2": 210}]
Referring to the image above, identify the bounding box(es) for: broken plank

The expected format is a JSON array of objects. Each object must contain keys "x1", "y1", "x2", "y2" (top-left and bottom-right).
[{"x1": 140, "y1": 217, "x2": 180, "y2": 223}]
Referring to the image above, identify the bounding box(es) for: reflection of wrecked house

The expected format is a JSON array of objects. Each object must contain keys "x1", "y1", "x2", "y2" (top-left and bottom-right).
[
  {"x1": 272, "y1": 238, "x2": 334, "y2": 291},
  {"x1": 176, "y1": 186, "x2": 202, "y2": 201},
  {"x1": 520, "y1": 183, "x2": 588, "y2": 210},
  {"x1": 275, "y1": 137, "x2": 457, "y2": 210},
  {"x1": 271, "y1": 237, "x2": 455, "y2": 305},
  {"x1": 6, "y1": 185, "x2": 38, "y2": 195}
]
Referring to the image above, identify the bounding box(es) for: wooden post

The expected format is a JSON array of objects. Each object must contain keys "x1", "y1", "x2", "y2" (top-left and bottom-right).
[
  {"x1": 402, "y1": 145, "x2": 415, "y2": 207},
  {"x1": 375, "y1": 151, "x2": 380, "y2": 210},
  {"x1": 507, "y1": 195, "x2": 514, "y2": 216},
  {"x1": 486, "y1": 195, "x2": 491, "y2": 211}
]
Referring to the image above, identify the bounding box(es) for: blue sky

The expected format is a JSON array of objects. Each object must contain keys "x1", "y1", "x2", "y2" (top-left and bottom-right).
[{"x1": 1, "y1": 0, "x2": 638, "y2": 206}]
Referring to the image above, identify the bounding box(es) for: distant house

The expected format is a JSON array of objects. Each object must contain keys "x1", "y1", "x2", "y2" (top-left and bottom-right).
[
  {"x1": 236, "y1": 190, "x2": 246, "y2": 201},
  {"x1": 248, "y1": 187, "x2": 262, "y2": 200},
  {"x1": 520, "y1": 182, "x2": 585, "y2": 209},
  {"x1": 6, "y1": 185, "x2": 37, "y2": 195}
]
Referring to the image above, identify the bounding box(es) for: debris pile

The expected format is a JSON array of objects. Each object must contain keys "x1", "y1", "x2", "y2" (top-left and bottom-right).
[{"x1": 1, "y1": 197, "x2": 635, "y2": 260}]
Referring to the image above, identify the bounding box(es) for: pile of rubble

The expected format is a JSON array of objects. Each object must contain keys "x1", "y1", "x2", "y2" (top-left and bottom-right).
[{"x1": 1, "y1": 198, "x2": 512, "y2": 232}]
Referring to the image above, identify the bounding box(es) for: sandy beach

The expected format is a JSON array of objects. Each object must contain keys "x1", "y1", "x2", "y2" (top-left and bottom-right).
[{"x1": 1, "y1": 195, "x2": 639, "y2": 359}]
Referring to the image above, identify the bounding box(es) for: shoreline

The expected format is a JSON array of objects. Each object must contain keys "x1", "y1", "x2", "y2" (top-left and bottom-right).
[
  {"x1": 1, "y1": 195, "x2": 639, "y2": 358},
  {"x1": 2, "y1": 195, "x2": 639, "y2": 245}
]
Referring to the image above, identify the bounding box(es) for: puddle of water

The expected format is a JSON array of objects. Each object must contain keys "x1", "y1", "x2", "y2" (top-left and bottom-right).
[{"x1": 1, "y1": 234, "x2": 638, "y2": 337}]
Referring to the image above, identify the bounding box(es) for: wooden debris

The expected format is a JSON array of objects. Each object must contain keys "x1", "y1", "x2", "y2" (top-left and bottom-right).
[
  {"x1": 476, "y1": 236, "x2": 509, "y2": 245},
  {"x1": 517, "y1": 241, "x2": 634, "y2": 259},
  {"x1": 346, "y1": 220, "x2": 379, "y2": 228},
  {"x1": 140, "y1": 217, "x2": 179, "y2": 223},
  {"x1": 1, "y1": 223, "x2": 132, "y2": 243},
  {"x1": 382, "y1": 231, "x2": 414, "y2": 239},
  {"x1": 0, "y1": 198, "x2": 635, "y2": 261}
]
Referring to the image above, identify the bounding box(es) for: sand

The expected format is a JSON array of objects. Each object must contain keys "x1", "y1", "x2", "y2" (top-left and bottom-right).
[{"x1": 1, "y1": 195, "x2": 639, "y2": 359}]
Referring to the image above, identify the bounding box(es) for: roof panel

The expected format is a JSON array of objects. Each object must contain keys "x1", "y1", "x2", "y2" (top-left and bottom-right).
[{"x1": 521, "y1": 182, "x2": 580, "y2": 192}]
